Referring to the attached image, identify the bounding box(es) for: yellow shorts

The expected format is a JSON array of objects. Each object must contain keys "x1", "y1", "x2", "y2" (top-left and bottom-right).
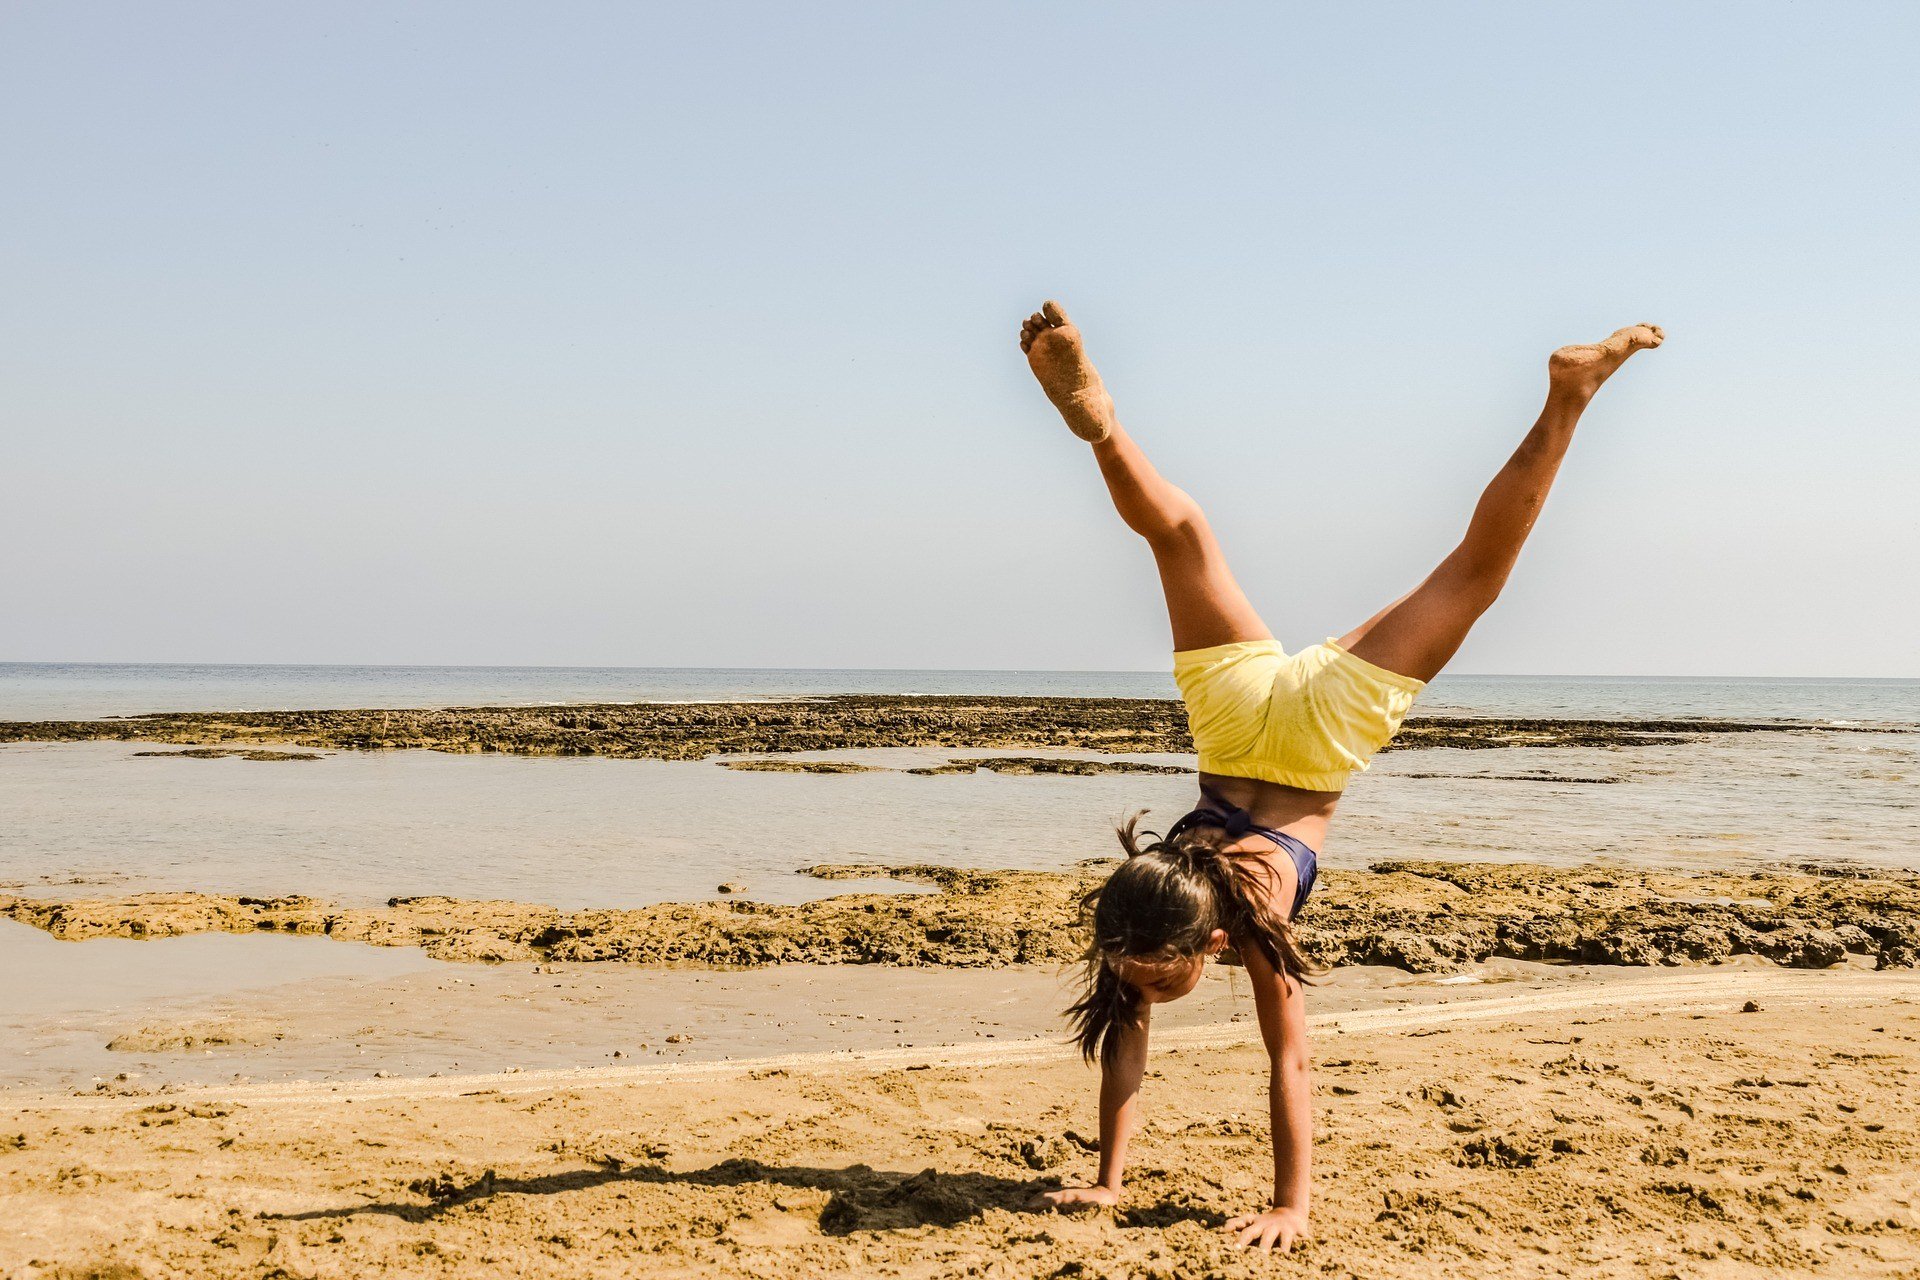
[{"x1": 1172, "y1": 638, "x2": 1426, "y2": 792}]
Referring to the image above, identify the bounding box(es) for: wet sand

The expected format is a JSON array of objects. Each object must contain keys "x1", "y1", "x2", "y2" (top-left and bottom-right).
[
  {"x1": 17, "y1": 892, "x2": 1783, "y2": 1095},
  {"x1": 4, "y1": 969, "x2": 1915, "y2": 1278},
  {"x1": 6, "y1": 923, "x2": 1628, "y2": 1094}
]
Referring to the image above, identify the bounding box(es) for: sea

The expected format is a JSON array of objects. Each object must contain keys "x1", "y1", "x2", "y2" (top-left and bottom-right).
[{"x1": 1, "y1": 663, "x2": 1915, "y2": 911}]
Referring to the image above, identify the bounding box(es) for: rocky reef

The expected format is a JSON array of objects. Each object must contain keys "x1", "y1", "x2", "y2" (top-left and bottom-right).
[
  {"x1": 0, "y1": 696, "x2": 1838, "y2": 761},
  {"x1": 6, "y1": 860, "x2": 1914, "y2": 974}
]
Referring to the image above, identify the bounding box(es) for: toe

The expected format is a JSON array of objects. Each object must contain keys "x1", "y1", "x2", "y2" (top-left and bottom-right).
[{"x1": 1041, "y1": 299, "x2": 1070, "y2": 328}]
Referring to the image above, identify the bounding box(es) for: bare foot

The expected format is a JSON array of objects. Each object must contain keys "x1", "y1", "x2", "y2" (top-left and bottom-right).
[
  {"x1": 1548, "y1": 324, "x2": 1665, "y2": 400},
  {"x1": 1019, "y1": 300, "x2": 1116, "y2": 443}
]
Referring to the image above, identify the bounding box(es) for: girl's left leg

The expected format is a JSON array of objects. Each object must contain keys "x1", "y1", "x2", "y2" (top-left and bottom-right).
[
  {"x1": 1022, "y1": 300, "x2": 1271, "y2": 652},
  {"x1": 1340, "y1": 325, "x2": 1663, "y2": 683}
]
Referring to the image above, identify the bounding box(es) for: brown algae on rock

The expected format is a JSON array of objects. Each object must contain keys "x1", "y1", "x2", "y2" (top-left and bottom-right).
[
  {"x1": 131, "y1": 748, "x2": 324, "y2": 762},
  {"x1": 0, "y1": 697, "x2": 1847, "y2": 761},
  {"x1": 4, "y1": 861, "x2": 1914, "y2": 974}
]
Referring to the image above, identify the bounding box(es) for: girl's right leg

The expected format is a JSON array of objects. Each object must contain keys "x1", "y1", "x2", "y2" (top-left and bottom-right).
[
  {"x1": 1021, "y1": 301, "x2": 1271, "y2": 652},
  {"x1": 1337, "y1": 324, "x2": 1665, "y2": 683}
]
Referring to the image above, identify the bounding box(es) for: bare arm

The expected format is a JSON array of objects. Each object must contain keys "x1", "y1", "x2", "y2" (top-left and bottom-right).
[
  {"x1": 1226, "y1": 937, "x2": 1312, "y2": 1251},
  {"x1": 1031, "y1": 1006, "x2": 1151, "y2": 1208},
  {"x1": 1095, "y1": 1008, "x2": 1151, "y2": 1192}
]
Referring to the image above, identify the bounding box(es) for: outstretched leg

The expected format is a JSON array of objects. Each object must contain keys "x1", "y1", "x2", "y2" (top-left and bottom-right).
[
  {"x1": 1339, "y1": 324, "x2": 1665, "y2": 683},
  {"x1": 1021, "y1": 301, "x2": 1269, "y2": 652}
]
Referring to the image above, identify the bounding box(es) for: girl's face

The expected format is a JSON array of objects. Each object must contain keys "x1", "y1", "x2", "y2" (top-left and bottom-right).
[{"x1": 1110, "y1": 928, "x2": 1230, "y2": 1005}]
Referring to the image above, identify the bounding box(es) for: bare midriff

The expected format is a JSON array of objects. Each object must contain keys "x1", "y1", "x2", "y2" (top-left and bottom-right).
[{"x1": 1196, "y1": 771, "x2": 1343, "y2": 853}]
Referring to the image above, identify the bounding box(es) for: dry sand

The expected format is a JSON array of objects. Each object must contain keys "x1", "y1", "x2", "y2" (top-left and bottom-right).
[{"x1": 3, "y1": 970, "x2": 1915, "y2": 1279}]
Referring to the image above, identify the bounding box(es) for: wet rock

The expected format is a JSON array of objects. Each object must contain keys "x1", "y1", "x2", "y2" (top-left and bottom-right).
[
  {"x1": 1580, "y1": 931, "x2": 1670, "y2": 967},
  {"x1": 133, "y1": 748, "x2": 322, "y2": 761},
  {"x1": 420, "y1": 929, "x2": 536, "y2": 964},
  {"x1": 1870, "y1": 923, "x2": 1920, "y2": 969},
  {"x1": 0, "y1": 699, "x2": 1825, "y2": 761},
  {"x1": 1833, "y1": 924, "x2": 1876, "y2": 955},
  {"x1": 1748, "y1": 926, "x2": 1848, "y2": 969},
  {"x1": 719, "y1": 759, "x2": 879, "y2": 774},
  {"x1": 1493, "y1": 916, "x2": 1585, "y2": 963},
  {"x1": 1674, "y1": 924, "x2": 1735, "y2": 963},
  {"x1": 1353, "y1": 931, "x2": 1460, "y2": 974},
  {"x1": 907, "y1": 757, "x2": 1194, "y2": 777},
  {"x1": 6, "y1": 861, "x2": 1917, "y2": 978}
]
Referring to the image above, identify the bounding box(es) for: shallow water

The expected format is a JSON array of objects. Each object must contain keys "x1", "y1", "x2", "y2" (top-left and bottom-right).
[
  {"x1": 2, "y1": 730, "x2": 1913, "y2": 910},
  {"x1": 0, "y1": 919, "x2": 436, "y2": 1092}
]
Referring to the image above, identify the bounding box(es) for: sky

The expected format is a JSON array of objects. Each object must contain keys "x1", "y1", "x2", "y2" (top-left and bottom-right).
[{"x1": 3, "y1": 3, "x2": 1916, "y2": 676}]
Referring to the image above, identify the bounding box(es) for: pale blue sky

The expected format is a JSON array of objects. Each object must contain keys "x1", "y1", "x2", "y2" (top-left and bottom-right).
[{"x1": 4, "y1": 3, "x2": 1916, "y2": 675}]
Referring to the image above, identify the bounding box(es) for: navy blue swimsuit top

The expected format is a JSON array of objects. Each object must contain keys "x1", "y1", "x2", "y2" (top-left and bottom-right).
[{"x1": 1164, "y1": 786, "x2": 1319, "y2": 921}]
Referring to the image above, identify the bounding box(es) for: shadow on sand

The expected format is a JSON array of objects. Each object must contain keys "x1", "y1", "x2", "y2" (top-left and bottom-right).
[{"x1": 265, "y1": 1157, "x2": 1226, "y2": 1235}]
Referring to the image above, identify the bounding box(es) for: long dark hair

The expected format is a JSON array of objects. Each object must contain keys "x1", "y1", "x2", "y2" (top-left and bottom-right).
[{"x1": 1066, "y1": 811, "x2": 1322, "y2": 1064}]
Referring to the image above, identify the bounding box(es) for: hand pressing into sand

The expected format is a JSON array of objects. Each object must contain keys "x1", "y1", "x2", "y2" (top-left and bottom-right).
[
  {"x1": 1027, "y1": 1183, "x2": 1120, "y2": 1212},
  {"x1": 1226, "y1": 1203, "x2": 1308, "y2": 1253}
]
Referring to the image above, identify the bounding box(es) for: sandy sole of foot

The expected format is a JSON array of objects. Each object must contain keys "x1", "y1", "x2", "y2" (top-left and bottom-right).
[{"x1": 4, "y1": 969, "x2": 1917, "y2": 1278}]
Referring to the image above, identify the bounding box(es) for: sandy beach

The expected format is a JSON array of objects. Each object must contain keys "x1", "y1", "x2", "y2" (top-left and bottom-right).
[
  {"x1": 12, "y1": 0, "x2": 1920, "y2": 1271},
  {"x1": 5, "y1": 969, "x2": 1916, "y2": 1278},
  {"x1": 4, "y1": 697, "x2": 1917, "y2": 1275}
]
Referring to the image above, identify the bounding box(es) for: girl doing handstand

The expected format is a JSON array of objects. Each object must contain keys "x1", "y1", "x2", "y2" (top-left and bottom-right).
[{"x1": 1017, "y1": 301, "x2": 1663, "y2": 1252}]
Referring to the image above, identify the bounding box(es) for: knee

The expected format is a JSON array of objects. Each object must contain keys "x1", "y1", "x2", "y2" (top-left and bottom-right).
[
  {"x1": 1142, "y1": 489, "x2": 1207, "y2": 543},
  {"x1": 1142, "y1": 510, "x2": 1207, "y2": 555}
]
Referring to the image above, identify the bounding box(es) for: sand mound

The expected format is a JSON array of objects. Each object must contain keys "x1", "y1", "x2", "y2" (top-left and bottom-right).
[{"x1": 105, "y1": 1019, "x2": 286, "y2": 1054}]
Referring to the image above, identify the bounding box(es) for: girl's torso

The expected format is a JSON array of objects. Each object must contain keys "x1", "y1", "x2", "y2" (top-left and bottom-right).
[
  {"x1": 1198, "y1": 771, "x2": 1342, "y2": 852},
  {"x1": 1185, "y1": 775, "x2": 1332, "y2": 920}
]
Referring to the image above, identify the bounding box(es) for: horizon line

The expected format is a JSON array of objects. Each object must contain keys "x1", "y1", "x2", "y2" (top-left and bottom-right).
[{"x1": 2, "y1": 659, "x2": 1916, "y2": 684}]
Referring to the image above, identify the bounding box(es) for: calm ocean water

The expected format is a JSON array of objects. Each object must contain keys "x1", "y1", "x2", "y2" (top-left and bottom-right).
[
  {"x1": 2, "y1": 661, "x2": 1916, "y2": 912},
  {"x1": 3, "y1": 662, "x2": 1917, "y2": 725}
]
